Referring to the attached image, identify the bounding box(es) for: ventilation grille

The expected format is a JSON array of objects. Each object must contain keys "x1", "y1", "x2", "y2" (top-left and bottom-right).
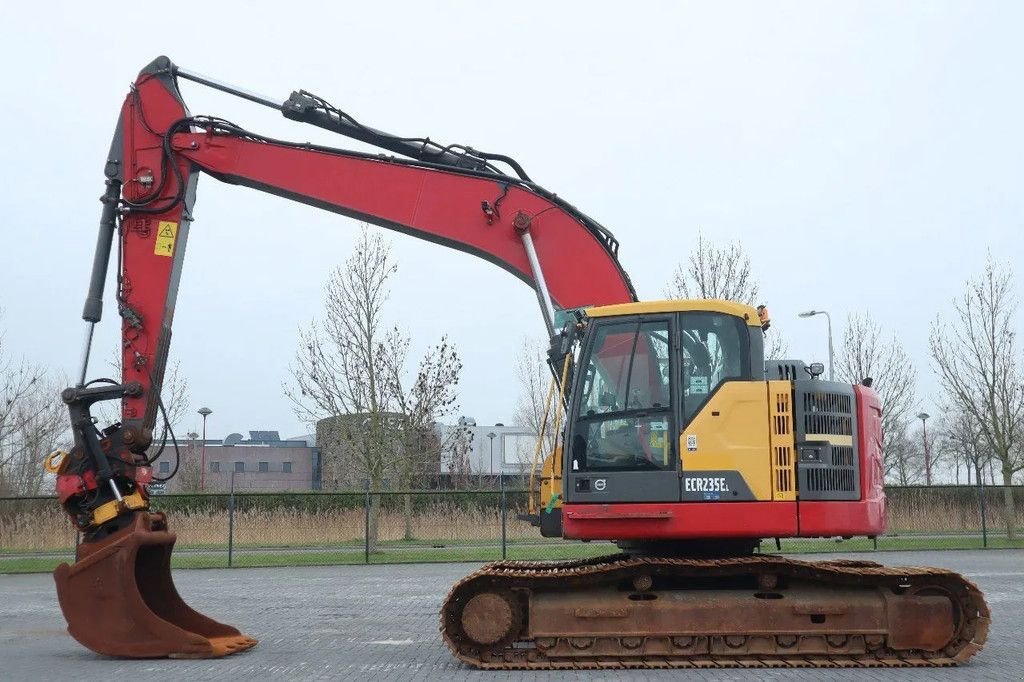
[
  {"x1": 832, "y1": 445, "x2": 855, "y2": 467},
  {"x1": 767, "y1": 361, "x2": 808, "y2": 381},
  {"x1": 768, "y1": 386, "x2": 796, "y2": 501},
  {"x1": 794, "y1": 383, "x2": 859, "y2": 501},
  {"x1": 773, "y1": 392, "x2": 791, "y2": 436},
  {"x1": 774, "y1": 446, "x2": 793, "y2": 493},
  {"x1": 805, "y1": 467, "x2": 857, "y2": 493},
  {"x1": 803, "y1": 392, "x2": 852, "y2": 414},
  {"x1": 802, "y1": 391, "x2": 853, "y2": 436}
]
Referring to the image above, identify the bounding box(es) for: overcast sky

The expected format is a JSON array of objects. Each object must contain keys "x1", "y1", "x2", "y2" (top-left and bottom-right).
[{"x1": 1, "y1": 2, "x2": 1021, "y2": 440}]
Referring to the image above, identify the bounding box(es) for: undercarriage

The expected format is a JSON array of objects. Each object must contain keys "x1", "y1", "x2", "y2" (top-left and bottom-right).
[{"x1": 440, "y1": 553, "x2": 989, "y2": 669}]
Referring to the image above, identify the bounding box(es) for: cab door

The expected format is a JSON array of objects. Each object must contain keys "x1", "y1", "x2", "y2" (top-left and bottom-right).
[
  {"x1": 676, "y1": 311, "x2": 768, "y2": 502},
  {"x1": 565, "y1": 316, "x2": 679, "y2": 503}
]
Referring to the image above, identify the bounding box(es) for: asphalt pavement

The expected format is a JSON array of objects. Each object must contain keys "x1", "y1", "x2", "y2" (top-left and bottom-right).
[{"x1": 2, "y1": 550, "x2": 1022, "y2": 681}]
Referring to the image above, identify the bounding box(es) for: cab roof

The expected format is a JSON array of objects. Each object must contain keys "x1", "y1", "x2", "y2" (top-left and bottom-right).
[{"x1": 584, "y1": 299, "x2": 762, "y2": 326}]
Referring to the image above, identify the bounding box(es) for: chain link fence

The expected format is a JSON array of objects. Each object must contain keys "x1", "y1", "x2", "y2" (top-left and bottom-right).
[{"x1": 2, "y1": 485, "x2": 1022, "y2": 573}]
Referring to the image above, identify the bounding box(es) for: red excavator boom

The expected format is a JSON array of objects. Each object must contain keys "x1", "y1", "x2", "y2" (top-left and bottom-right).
[{"x1": 102, "y1": 57, "x2": 635, "y2": 438}]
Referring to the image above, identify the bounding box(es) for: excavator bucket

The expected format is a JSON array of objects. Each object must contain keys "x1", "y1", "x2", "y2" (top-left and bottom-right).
[{"x1": 54, "y1": 511, "x2": 257, "y2": 658}]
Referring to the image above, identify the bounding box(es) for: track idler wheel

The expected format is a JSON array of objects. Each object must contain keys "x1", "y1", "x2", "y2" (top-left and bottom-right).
[
  {"x1": 457, "y1": 590, "x2": 523, "y2": 651},
  {"x1": 54, "y1": 511, "x2": 257, "y2": 658}
]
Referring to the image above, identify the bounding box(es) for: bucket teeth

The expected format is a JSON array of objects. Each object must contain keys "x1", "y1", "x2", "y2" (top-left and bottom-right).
[{"x1": 54, "y1": 511, "x2": 257, "y2": 659}]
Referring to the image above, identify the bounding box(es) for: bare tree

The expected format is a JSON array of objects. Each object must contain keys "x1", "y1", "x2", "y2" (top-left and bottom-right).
[
  {"x1": 0, "y1": 375, "x2": 68, "y2": 497},
  {"x1": 943, "y1": 408, "x2": 992, "y2": 487},
  {"x1": 667, "y1": 233, "x2": 760, "y2": 302},
  {"x1": 441, "y1": 423, "x2": 476, "y2": 488},
  {"x1": 884, "y1": 427, "x2": 924, "y2": 486},
  {"x1": 289, "y1": 228, "x2": 395, "y2": 495},
  {"x1": 665, "y1": 232, "x2": 787, "y2": 361},
  {"x1": 287, "y1": 227, "x2": 463, "y2": 549},
  {"x1": 168, "y1": 438, "x2": 203, "y2": 492},
  {"x1": 156, "y1": 361, "x2": 192, "y2": 434},
  {"x1": 909, "y1": 419, "x2": 946, "y2": 486},
  {"x1": 0, "y1": 313, "x2": 69, "y2": 496},
  {"x1": 764, "y1": 332, "x2": 789, "y2": 362},
  {"x1": 0, "y1": 363, "x2": 45, "y2": 496},
  {"x1": 512, "y1": 337, "x2": 558, "y2": 463},
  {"x1": 385, "y1": 331, "x2": 462, "y2": 539},
  {"x1": 930, "y1": 255, "x2": 1024, "y2": 539},
  {"x1": 836, "y1": 312, "x2": 918, "y2": 483},
  {"x1": 143, "y1": 361, "x2": 194, "y2": 484}
]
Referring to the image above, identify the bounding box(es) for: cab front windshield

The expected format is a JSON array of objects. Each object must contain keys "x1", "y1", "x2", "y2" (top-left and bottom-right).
[
  {"x1": 572, "y1": 319, "x2": 673, "y2": 472},
  {"x1": 570, "y1": 313, "x2": 748, "y2": 473}
]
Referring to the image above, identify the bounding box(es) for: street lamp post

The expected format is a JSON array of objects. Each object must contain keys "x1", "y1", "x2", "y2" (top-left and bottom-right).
[
  {"x1": 798, "y1": 310, "x2": 834, "y2": 381},
  {"x1": 198, "y1": 407, "x2": 212, "y2": 491},
  {"x1": 487, "y1": 432, "x2": 497, "y2": 480},
  {"x1": 918, "y1": 412, "x2": 931, "y2": 486}
]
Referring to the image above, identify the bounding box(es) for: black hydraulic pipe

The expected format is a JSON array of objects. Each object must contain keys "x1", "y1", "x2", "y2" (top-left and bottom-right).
[
  {"x1": 82, "y1": 177, "x2": 121, "y2": 323},
  {"x1": 174, "y1": 60, "x2": 506, "y2": 177},
  {"x1": 82, "y1": 119, "x2": 125, "y2": 324},
  {"x1": 282, "y1": 91, "x2": 499, "y2": 175}
]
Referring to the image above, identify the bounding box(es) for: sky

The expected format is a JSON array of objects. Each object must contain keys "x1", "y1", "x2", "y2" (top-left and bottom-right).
[{"x1": 0, "y1": 1, "x2": 1021, "y2": 441}]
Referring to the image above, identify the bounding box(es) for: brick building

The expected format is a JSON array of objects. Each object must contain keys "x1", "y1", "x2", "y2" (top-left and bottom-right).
[
  {"x1": 153, "y1": 420, "x2": 536, "y2": 493},
  {"x1": 158, "y1": 430, "x2": 320, "y2": 493}
]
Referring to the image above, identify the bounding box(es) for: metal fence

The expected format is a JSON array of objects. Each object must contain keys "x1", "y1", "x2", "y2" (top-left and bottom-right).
[{"x1": 1, "y1": 485, "x2": 1022, "y2": 573}]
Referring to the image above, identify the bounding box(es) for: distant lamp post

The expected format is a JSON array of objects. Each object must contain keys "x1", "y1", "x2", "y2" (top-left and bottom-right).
[
  {"x1": 487, "y1": 432, "x2": 497, "y2": 478},
  {"x1": 918, "y1": 412, "x2": 931, "y2": 486},
  {"x1": 798, "y1": 310, "x2": 834, "y2": 381},
  {"x1": 198, "y1": 407, "x2": 212, "y2": 491}
]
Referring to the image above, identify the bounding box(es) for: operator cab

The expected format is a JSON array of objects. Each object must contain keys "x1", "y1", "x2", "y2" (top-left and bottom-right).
[{"x1": 565, "y1": 300, "x2": 765, "y2": 504}]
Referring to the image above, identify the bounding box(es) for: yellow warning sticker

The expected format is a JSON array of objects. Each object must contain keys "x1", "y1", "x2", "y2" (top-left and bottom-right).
[{"x1": 154, "y1": 221, "x2": 178, "y2": 257}]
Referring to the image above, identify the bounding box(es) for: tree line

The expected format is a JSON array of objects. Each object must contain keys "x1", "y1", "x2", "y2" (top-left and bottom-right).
[{"x1": 2, "y1": 228, "x2": 1022, "y2": 545}]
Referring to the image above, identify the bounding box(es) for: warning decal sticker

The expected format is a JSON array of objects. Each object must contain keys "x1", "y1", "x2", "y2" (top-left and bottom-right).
[{"x1": 154, "y1": 221, "x2": 178, "y2": 257}]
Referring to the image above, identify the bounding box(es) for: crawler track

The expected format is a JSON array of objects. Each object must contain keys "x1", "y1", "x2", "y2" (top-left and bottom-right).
[{"x1": 440, "y1": 554, "x2": 989, "y2": 669}]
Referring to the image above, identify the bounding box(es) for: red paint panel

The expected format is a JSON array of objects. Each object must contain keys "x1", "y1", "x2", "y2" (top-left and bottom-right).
[
  {"x1": 119, "y1": 73, "x2": 194, "y2": 430},
  {"x1": 562, "y1": 502, "x2": 798, "y2": 540},
  {"x1": 797, "y1": 500, "x2": 885, "y2": 537},
  {"x1": 797, "y1": 387, "x2": 885, "y2": 537},
  {"x1": 115, "y1": 63, "x2": 635, "y2": 435},
  {"x1": 854, "y1": 384, "x2": 887, "y2": 527},
  {"x1": 178, "y1": 134, "x2": 634, "y2": 309}
]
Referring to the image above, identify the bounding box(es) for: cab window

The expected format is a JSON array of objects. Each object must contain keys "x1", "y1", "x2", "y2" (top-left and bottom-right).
[
  {"x1": 572, "y1": 319, "x2": 674, "y2": 472},
  {"x1": 679, "y1": 312, "x2": 749, "y2": 423}
]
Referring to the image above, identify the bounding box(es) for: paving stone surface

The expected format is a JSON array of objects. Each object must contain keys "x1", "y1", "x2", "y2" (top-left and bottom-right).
[{"x1": 2, "y1": 550, "x2": 1021, "y2": 680}]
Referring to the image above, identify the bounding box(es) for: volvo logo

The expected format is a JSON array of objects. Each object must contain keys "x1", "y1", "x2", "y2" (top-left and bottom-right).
[{"x1": 594, "y1": 479, "x2": 607, "y2": 492}]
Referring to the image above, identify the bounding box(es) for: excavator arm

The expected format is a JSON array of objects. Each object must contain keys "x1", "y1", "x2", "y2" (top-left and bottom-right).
[
  {"x1": 52, "y1": 56, "x2": 635, "y2": 659},
  {"x1": 81, "y1": 56, "x2": 634, "y2": 449}
]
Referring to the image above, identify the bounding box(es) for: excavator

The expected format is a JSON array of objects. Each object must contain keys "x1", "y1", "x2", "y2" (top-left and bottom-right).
[{"x1": 49, "y1": 57, "x2": 988, "y2": 668}]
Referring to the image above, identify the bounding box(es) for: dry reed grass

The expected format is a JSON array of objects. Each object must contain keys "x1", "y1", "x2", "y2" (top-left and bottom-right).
[{"x1": 3, "y1": 491, "x2": 1022, "y2": 552}]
